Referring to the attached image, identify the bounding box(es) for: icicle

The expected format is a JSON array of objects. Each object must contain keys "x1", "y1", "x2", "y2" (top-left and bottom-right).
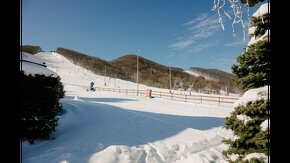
[
  {"x1": 242, "y1": 30, "x2": 246, "y2": 42},
  {"x1": 247, "y1": 6, "x2": 251, "y2": 24},
  {"x1": 212, "y1": 0, "x2": 251, "y2": 38},
  {"x1": 217, "y1": 0, "x2": 226, "y2": 31},
  {"x1": 212, "y1": 0, "x2": 217, "y2": 10},
  {"x1": 224, "y1": 10, "x2": 232, "y2": 19},
  {"x1": 232, "y1": 22, "x2": 236, "y2": 37}
]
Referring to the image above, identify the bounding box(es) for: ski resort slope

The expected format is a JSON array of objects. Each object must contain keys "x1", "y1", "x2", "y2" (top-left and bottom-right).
[{"x1": 22, "y1": 52, "x2": 235, "y2": 163}]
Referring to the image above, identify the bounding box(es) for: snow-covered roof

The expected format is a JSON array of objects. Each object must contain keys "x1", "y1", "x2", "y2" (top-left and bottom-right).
[
  {"x1": 234, "y1": 86, "x2": 269, "y2": 108},
  {"x1": 253, "y1": 3, "x2": 270, "y2": 18}
]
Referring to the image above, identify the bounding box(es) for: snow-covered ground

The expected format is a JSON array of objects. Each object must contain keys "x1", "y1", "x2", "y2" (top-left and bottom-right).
[
  {"x1": 22, "y1": 52, "x2": 237, "y2": 163},
  {"x1": 184, "y1": 70, "x2": 215, "y2": 81},
  {"x1": 20, "y1": 52, "x2": 58, "y2": 77}
]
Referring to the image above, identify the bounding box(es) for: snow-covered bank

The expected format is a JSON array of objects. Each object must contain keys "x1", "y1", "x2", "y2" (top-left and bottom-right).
[{"x1": 23, "y1": 95, "x2": 233, "y2": 163}]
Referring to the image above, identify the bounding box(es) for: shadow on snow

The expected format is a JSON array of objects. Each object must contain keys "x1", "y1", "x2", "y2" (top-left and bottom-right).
[
  {"x1": 63, "y1": 96, "x2": 137, "y2": 103},
  {"x1": 57, "y1": 96, "x2": 224, "y2": 147}
]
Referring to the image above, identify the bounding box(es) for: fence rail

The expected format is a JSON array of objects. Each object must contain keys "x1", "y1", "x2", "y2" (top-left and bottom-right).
[
  {"x1": 63, "y1": 82, "x2": 239, "y2": 107},
  {"x1": 20, "y1": 60, "x2": 47, "y2": 67}
]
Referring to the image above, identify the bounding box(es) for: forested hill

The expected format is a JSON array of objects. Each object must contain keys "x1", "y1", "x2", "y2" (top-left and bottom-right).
[{"x1": 55, "y1": 47, "x2": 238, "y2": 93}]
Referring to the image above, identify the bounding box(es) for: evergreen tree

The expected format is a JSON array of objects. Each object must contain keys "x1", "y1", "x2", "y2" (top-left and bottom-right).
[
  {"x1": 223, "y1": 2, "x2": 270, "y2": 162},
  {"x1": 232, "y1": 40, "x2": 269, "y2": 92},
  {"x1": 223, "y1": 97, "x2": 269, "y2": 162},
  {"x1": 231, "y1": 6, "x2": 270, "y2": 93}
]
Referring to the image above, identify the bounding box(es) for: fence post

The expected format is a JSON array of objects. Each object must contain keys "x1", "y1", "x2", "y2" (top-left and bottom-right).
[
  {"x1": 201, "y1": 96, "x2": 202, "y2": 104},
  {"x1": 185, "y1": 95, "x2": 187, "y2": 102},
  {"x1": 160, "y1": 92, "x2": 161, "y2": 98},
  {"x1": 171, "y1": 93, "x2": 173, "y2": 100},
  {"x1": 219, "y1": 97, "x2": 221, "y2": 107}
]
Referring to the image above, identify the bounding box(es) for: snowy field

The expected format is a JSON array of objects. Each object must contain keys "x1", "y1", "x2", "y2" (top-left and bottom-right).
[{"x1": 22, "y1": 52, "x2": 237, "y2": 163}]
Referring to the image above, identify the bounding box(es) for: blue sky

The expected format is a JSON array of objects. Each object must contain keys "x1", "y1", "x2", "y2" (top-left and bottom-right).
[{"x1": 22, "y1": 0, "x2": 262, "y2": 73}]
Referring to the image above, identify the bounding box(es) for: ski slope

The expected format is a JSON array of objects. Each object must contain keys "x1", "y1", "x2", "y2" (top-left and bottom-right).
[{"x1": 22, "y1": 52, "x2": 236, "y2": 163}]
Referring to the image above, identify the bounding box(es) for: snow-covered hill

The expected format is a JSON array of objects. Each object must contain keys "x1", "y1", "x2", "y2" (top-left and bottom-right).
[
  {"x1": 22, "y1": 52, "x2": 236, "y2": 163},
  {"x1": 20, "y1": 52, "x2": 58, "y2": 77},
  {"x1": 185, "y1": 67, "x2": 234, "y2": 81}
]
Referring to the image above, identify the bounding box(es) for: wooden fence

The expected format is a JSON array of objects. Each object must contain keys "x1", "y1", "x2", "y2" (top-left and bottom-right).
[
  {"x1": 63, "y1": 82, "x2": 239, "y2": 107},
  {"x1": 20, "y1": 60, "x2": 47, "y2": 67}
]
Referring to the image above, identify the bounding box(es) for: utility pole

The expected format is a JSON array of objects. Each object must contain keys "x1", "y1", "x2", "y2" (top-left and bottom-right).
[
  {"x1": 114, "y1": 74, "x2": 116, "y2": 87},
  {"x1": 104, "y1": 65, "x2": 107, "y2": 86},
  {"x1": 136, "y1": 49, "x2": 140, "y2": 96},
  {"x1": 169, "y1": 64, "x2": 172, "y2": 94}
]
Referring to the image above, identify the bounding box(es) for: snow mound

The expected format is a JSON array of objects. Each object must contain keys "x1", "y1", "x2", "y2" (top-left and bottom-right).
[
  {"x1": 89, "y1": 135, "x2": 229, "y2": 163},
  {"x1": 233, "y1": 86, "x2": 269, "y2": 108},
  {"x1": 253, "y1": 3, "x2": 269, "y2": 18},
  {"x1": 73, "y1": 96, "x2": 79, "y2": 100},
  {"x1": 88, "y1": 128, "x2": 234, "y2": 163},
  {"x1": 89, "y1": 145, "x2": 146, "y2": 163}
]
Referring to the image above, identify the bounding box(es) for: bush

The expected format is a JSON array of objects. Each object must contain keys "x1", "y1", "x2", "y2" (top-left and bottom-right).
[{"x1": 20, "y1": 71, "x2": 65, "y2": 144}]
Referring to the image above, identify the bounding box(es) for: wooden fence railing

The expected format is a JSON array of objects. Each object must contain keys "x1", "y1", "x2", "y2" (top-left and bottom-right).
[
  {"x1": 20, "y1": 60, "x2": 47, "y2": 67},
  {"x1": 63, "y1": 82, "x2": 239, "y2": 107}
]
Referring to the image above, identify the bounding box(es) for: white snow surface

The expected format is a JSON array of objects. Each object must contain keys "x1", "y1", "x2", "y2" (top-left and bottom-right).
[
  {"x1": 247, "y1": 29, "x2": 270, "y2": 46},
  {"x1": 261, "y1": 119, "x2": 269, "y2": 131},
  {"x1": 248, "y1": 26, "x2": 256, "y2": 35},
  {"x1": 184, "y1": 70, "x2": 215, "y2": 81},
  {"x1": 228, "y1": 154, "x2": 239, "y2": 162},
  {"x1": 22, "y1": 52, "x2": 237, "y2": 163},
  {"x1": 20, "y1": 51, "x2": 58, "y2": 77},
  {"x1": 253, "y1": 3, "x2": 269, "y2": 18},
  {"x1": 233, "y1": 86, "x2": 269, "y2": 108},
  {"x1": 236, "y1": 114, "x2": 251, "y2": 125},
  {"x1": 243, "y1": 153, "x2": 268, "y2": 162},
  {"x1": 21, "y1": 51, "x2": 46, "y2": 65}
]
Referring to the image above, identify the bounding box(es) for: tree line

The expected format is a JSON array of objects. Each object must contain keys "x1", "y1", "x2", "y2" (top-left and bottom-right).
[{"x1": 56, "y1": 47, "x2": 239, "y2": 94}]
